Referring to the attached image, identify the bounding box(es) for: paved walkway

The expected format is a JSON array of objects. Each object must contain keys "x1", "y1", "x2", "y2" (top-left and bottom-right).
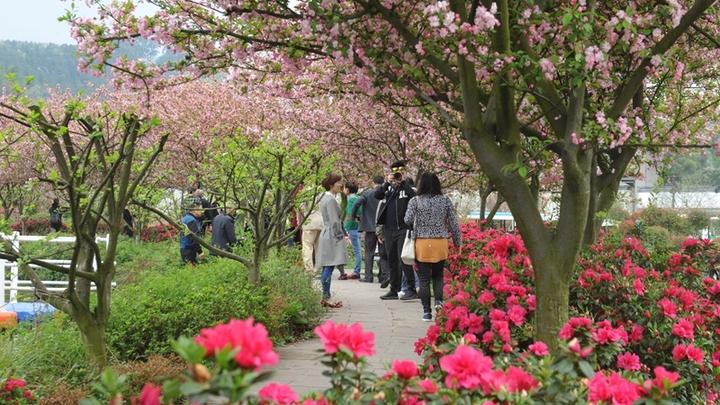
[{"x1": 266, "y1": 274, "x2": 430, "y2": 395}]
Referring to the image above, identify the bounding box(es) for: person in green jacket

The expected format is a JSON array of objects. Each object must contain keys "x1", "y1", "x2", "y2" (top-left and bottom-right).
[{"x1": 343, "y1": 181, "x2": 362, "y2": 279}]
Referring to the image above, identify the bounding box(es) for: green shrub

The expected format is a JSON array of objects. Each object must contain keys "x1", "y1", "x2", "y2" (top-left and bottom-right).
[
  {"x1": 640, "y1": 225, "x2": 675, "y2": 266},
  {"x1": 107, "y1": 249, "x2": 322, "y2": 361},
  {"x1": 687, "y1": 208, "x2": 710, "y2": 236},
  {"x1": 0, "y1": 313, "x2": 91, "y2": 396},
  {"x1": 113, "y1": 238, "x2": 178, "y2": 285},
  {"x1": 637, "y1": 205, "x2": 691, "y2": 236}
]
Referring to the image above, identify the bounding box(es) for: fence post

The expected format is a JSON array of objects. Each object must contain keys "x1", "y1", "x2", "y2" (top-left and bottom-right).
[
  {"x1": 0, "y1": 259, "x2": 6, "y2": 306},
  {"x1": 9, "y1": 232, "x2": 21, "y2": 304}
]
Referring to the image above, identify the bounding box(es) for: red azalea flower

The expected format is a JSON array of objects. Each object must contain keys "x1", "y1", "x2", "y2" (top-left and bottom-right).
[
  {"x1": 477, "y1": 290, "x2": 495, "y2": 305},
  {"x1": 314, "y1": 320, "x2": 348, "y2": 354},
  {"x1": 616, "y1": 352, "x2": 641, "y2": 371},
  {"x1": 588, "y1": 372, "x2": 641, "y2": 405},
  {"x1": 569, "y1": 340, "x2": 593, "y2": 358},
  {"x1": 258, "y1": 383, "x2": 299, "y2": 405},
  {"x1": 671, "y1": 318, "x2": 695, "y2": 340},
  {"x1": 463, "y1": 333, "x2": 478, "y2": 344},
  {"x1": 587, "y1": 372, "x2": 612, "y2": 403},
  {"x1": 507, "y1": 305, "x2": 527, "y2": 326},
  {"x1": 712, "y1": 351, "x2": 720, "y2": 367},
  {"x1": 343, "y1": 323, "x2": 376, "y2": 358},
  {"x1": 3, "y1": 379, "x2": 26, "y2": 392},
  {"x1": 672, "y1": 344, "x2": 687, "y2": 361},
  {"x1": 652, "y1": 366, "x2": 680, "y2": 394},
  {"x1": 417, "y1": 378, "x2": 438, "y2": 394},
  {"x1": 314, "y1": 320, "x2": 375, "y2": 358},
  {"x1": 392, "y1": 359, "x2": 419, "y2": 379},
  {"x1": 195, "y1": 318, "x2": 279, "y2": 370},
  {"x1": 139, "y1": 383, "x2": 162, "y2": 405},
  {"x1": 629, "y1": 324, "x2": 644, "y2": 343},
  {"x1": 686, "y1": 344, "x2": 704, "y2": 365},
  {"x1": 657, "y1": 298, "x2": 677, "y2": 319},
  {"x1": 439, "y1": 345, "x2": 493, "y2": 390},
  {"x1": 633, "y1": 278, "x2": 645, "y2": 295},
  {"x1": 500, "y1": 366, "x2": 539, "y2": 393},
  {"x1": 528, "y1": 341, "x2": 549, "y2": 356}
]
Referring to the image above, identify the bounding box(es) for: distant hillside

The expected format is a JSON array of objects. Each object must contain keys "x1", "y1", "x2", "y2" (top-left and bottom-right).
[{"x1": 0, "y1": 40, "x2": 174, "y2": 97}]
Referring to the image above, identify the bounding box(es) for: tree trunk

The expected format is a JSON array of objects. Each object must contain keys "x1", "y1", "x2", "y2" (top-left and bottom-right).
[
  {"x1": 248, "y1": 261, "x2": 260, "y2": 284},
  {"x1": 479, "y1": 188, "x2": 488, "y2": 224},
  {"x1": 534, "y1": 256, "x2": 571, "y2": 349},
  {"x1": 76, "y1": 316, "x2": 108, "y2": 370},
  {"x1": 75, "y1": 242, "x2": 96, "y2": 307}
]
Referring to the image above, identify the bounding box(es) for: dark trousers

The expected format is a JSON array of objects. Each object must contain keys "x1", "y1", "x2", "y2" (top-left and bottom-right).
[
  {"x1": 378, "y1": 239, "x2": 390, "y2": 283},
  {"x1": 384, "y1": 229, "x2": 415, "y2": 293},
  {"x1": 180, "y1": 248, "x2": 198, "y2": 265},
  {"x1": 416, "y1": 260, "x2": 445, "y2": 313},
  {"x1": 363, "y1": 232, "x2": 386, "y2": 281}
]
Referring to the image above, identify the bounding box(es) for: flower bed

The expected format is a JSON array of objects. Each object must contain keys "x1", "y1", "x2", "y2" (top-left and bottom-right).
[
  {"x1": 81, "y1": 317, "x2": 681, "y2": 404},
  {"x1": 414, "y1": 223, "x2": 720, "y2": 402},
  {"x1": 68, "y1": 224, "x2": 720, "y2": 402}
]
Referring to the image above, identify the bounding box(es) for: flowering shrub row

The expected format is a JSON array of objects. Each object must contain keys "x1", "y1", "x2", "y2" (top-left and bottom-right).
[
  {"x1": 139, "y1": 223, "x2": 177, "y2": 243},
  {"x1": 10, "y1": 219, "x2": 67, "y2": 234},
  {"x1": 81, "y1": 316, "x2": 682, "y2": 405},
  {"x1": 415, "y1": 223, "x2": 720, "y2": 402}
]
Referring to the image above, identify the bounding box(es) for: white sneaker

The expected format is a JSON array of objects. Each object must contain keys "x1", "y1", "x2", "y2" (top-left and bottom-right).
[{"x1": 398, "y1": 291, "x2": 406, "y2": 298}]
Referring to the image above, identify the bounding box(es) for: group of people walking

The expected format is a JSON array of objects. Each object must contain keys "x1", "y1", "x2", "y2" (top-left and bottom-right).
[
  {"x1": 308, "y1": 160, "x2": 461, "y2": 321},
  {"x1": 179, "y1": 188, "x2": 237, "y2": 265}
]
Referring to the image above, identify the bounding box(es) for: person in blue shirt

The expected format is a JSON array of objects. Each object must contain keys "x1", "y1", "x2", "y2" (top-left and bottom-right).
[{"x1": 180, "y1": 204, "x2": 205, "y2": 264}]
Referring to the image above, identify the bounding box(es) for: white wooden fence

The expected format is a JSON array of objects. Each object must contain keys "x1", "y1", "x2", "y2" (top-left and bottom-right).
[{"x1": 0, "y1": 232, "x2": 111, "y2": 305}]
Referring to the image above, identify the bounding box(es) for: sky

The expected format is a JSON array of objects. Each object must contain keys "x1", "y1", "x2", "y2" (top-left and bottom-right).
[{"x1": 0, "y1": 1, "x2": 154, "y2": 45}]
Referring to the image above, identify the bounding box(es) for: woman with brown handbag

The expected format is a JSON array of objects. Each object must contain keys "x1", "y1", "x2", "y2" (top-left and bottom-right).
[{"x1": 404, "y1": 172, "x2": 461, "y2": 322}]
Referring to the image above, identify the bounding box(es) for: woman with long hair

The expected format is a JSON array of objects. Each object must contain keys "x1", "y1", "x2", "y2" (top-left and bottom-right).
[{"x1": 404, "y1": 172, "x2": 461, "y2": 321}]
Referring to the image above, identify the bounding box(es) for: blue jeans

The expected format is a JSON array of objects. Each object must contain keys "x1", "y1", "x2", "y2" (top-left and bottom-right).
[
  {"x1": 321, "y1": 266, "x2": 334, "y2": 299},
  {"x1": 401, "y1": 269, "x2": 420, "y2": 294},
  {"x1": 348, "y1": 229, "x2": 362, "y2": 275}
]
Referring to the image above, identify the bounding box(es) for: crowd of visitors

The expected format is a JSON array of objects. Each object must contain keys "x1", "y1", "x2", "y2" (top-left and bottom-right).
[
  {"x1": 303, "y1": 160, "x2": 461, "y2": 320},
  {"x1": 176, "y1": 160, "x2": 461, "y2": 321}
]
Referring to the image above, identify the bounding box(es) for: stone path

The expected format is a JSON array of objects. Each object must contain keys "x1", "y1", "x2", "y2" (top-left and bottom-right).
[{"x1": 265, "y1": 274, "x2": 431, "y2": 395}]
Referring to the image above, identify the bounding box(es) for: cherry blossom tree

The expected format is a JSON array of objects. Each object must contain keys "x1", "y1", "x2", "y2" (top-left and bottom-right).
[{"x1": 69, "y1": 0, "x2": 720, "y2": 347}]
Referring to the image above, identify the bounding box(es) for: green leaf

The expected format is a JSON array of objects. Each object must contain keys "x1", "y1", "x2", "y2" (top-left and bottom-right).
[
  {"x1": 179, "y1": 381, "x2": 207, "y2": 396},
  {"x1": 578, "y1": 360, "x2": 595, "y2": 378},
  {"x1": 518, "y1": 166, "x2": 528, "y2": 178},
  {"x1": 172, "y1": 336, "x2": 207, "y2": 364}
]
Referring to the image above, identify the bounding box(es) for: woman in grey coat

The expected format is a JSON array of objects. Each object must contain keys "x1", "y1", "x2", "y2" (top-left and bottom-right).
[{"x1": 317, "y1": 173, "x2": 347, "y2": 301}]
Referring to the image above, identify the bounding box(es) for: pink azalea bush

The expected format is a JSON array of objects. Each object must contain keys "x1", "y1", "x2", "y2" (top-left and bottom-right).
[{"x1": 414, "y1": 223, "x2": 720, "y2": 402}]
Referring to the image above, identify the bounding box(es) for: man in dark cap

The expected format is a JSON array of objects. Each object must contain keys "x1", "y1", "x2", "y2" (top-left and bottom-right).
[{"x1": 375, "y1": 161, "x2": 418, "y2": 300}]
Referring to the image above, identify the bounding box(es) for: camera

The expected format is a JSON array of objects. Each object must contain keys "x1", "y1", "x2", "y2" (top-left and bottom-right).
[{"x1": 393, "y1": 172, "x2": 402, "y2": 180}]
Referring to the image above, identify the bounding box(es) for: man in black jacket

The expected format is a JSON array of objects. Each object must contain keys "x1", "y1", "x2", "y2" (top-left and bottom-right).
[
  {"x1": 211, "y1": 206, "x2": 238, "y2": 253},
  {"x1": 375, "y1": 161, "x2": 417, "y2": 300},
  {"x1": 351, "y1": 175, "x2": 387, "y2": 283}
]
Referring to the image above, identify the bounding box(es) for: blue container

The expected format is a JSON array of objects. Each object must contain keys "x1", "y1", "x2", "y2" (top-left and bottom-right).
[{"x1": 3, "y1": 302, "x2": 56, "y2": 322}]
